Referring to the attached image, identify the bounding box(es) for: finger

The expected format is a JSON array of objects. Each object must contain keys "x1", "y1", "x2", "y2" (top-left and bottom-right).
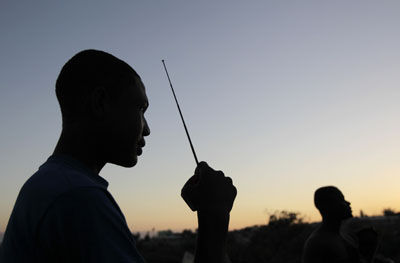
[
  {"x1": 216, "y1": 170, "x2": 224, "y2": 175},
  {"x1": 224, "y1": 176, "x2": 233, "y2": 185},
  {"x1": 181, "y1": 184, "x2": 198, "y2": 212},
  {"x1": 214, "y1": 170, "x2": 225, "y2": 179},
  {"x1": 229, "y1": 185, "x2": 237, "y2": 211},
  {"x1": 188, "y1": 174, "x2": 200, "y2": 185}
]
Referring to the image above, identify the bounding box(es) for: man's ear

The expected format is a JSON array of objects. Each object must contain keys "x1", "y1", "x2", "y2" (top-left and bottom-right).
[{"x1": 90, "y1": 86, "x2": 110, "y2": 119}]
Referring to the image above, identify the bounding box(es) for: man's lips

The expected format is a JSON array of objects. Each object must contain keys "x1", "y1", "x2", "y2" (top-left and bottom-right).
[
  {"x1": 136, "y1": 139, "x2": 145, "y2": 156},
  {"x1": 137, "y1": 147, "x2": 143, "y2": 156}
]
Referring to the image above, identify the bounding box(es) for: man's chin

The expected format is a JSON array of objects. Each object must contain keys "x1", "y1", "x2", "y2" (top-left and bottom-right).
[
  {"x1": 344, "y1": 212, "x2": 353, "y2": 220},
  {"x1": 110, "y1": 155, "x2": 138, "y2": 168}
]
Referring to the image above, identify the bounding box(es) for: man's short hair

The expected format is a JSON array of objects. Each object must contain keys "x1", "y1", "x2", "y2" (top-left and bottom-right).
[
  {"x1": 314, "y1": 186, "x2": 340, "y2": 212},
  {"x1": 56, "y1": 49, "x2": 139, "y2": 123}
]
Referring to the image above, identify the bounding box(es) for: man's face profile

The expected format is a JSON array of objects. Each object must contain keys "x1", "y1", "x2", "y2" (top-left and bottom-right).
[
  {"x1": 331, "y1": 190, "x2": 352, "y2": 220},
  {"x1": 104, "y1": 77, "x2": 150, "y2": 168}
]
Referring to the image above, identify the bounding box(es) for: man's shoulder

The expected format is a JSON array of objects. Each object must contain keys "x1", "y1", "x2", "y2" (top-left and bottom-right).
[
  {"x1": 303, "y1": 228, "x2": 354, "y2": 263},
  {"x1": 10, "y1": 155, "x2": 110, "y2": 234},
  {"x1": 22, "y1": 155, "x2": 105, "y2": 200},
  {"x1": 0, "y1": 156, "x2": 115, "y2": 262},
  {"x1": 49, "y1": 186, "x2": 115, "y2": 214},
  {"x1": 26, "y1": 156, "x2": 123, "y2": 225}
]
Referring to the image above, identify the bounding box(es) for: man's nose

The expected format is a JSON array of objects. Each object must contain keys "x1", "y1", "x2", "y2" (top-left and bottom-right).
[{"x1": 143, "y1": 118, "x2": 150, "y2": 136}]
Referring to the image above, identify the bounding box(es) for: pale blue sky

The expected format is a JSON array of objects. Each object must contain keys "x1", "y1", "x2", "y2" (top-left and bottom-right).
[{"x1": 1, "y1": 1, "x2": 400, "y2": 232}]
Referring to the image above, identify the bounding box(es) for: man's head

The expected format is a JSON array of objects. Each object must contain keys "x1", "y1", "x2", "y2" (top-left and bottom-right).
[
  {"x1": 56, "y1": 49, "x2": 150, "y2": 167},
  {"x1": 314, "y1": 186, "x2": 352, "y2": 221}
]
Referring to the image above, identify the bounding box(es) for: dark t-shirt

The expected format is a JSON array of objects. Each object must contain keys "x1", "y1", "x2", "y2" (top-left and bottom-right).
[{"x1": 0, "y1": 155, "x2": 144, "y2": 263}]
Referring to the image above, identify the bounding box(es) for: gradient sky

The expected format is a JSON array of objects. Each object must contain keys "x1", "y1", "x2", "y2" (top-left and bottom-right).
[{"x1": 1, "y1": 1, "x2": 400, "y2": 233}]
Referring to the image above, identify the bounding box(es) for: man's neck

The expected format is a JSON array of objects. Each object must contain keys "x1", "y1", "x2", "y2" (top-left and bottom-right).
[
  {"x1": 53, "y1": 129, "x2": 106, "y2": 174},
  {"x1": 320, "y1": 217, "x2": 342, "y2": 233}
]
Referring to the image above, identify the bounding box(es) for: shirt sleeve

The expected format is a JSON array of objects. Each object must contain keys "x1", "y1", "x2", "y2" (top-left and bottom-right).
[{"x1": 34, "y1": 187, "x2": 145, "y2": 263}]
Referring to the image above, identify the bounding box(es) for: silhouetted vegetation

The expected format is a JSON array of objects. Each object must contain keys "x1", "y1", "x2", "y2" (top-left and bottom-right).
[
  {"x1": 383, "y1": 208, "x2": 398, "y2": 217},
  {"x1": 135, "y1": 211, "x2": 400, "y2": 263}
]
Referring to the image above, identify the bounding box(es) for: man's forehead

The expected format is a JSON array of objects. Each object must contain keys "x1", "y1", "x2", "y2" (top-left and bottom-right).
[
  {"x1": 136, "y1": 78, "x2": 146, "y2": 93},
  {"x1": 330, "y1": 190, "x2": 345, "y2": 201},
  {"x1": 130, "y1": 77, "x2": 148, "y2": 102}
]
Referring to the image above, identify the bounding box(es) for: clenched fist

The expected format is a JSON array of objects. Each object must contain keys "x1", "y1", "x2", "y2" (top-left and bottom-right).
[{"x1": 181, "y1": 162, "x2": 237, "y2": 214}]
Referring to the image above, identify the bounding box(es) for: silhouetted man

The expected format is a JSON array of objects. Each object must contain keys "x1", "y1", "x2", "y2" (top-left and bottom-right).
[
  {"x1": 302, "y1": 186, "x2": 359, "y2": 263},
  {"x1": 0, "y1": 50, "x2": 236, "y2": 263}
]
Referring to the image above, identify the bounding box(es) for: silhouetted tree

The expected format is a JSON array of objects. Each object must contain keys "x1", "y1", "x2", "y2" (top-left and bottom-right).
[
  {"x1": 360, "y1": 210, "x2": 367, "y2": 217},
  {"x1": 383, "y1": 208, "x2": 396, "y2": 217}
]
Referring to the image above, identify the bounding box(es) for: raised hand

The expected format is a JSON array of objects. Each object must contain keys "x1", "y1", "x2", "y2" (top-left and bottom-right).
[
  {"x1": 181, "y1": 161, "x2": 237, "y2": 213},
  {"x1": 181, "y1": 161, "x2": 236, "y2": 262}
]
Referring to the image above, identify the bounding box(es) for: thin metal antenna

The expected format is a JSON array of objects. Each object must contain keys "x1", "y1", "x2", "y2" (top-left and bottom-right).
[{"x1": 162, "y1": 59, "x2": 199, "y2": 165}]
